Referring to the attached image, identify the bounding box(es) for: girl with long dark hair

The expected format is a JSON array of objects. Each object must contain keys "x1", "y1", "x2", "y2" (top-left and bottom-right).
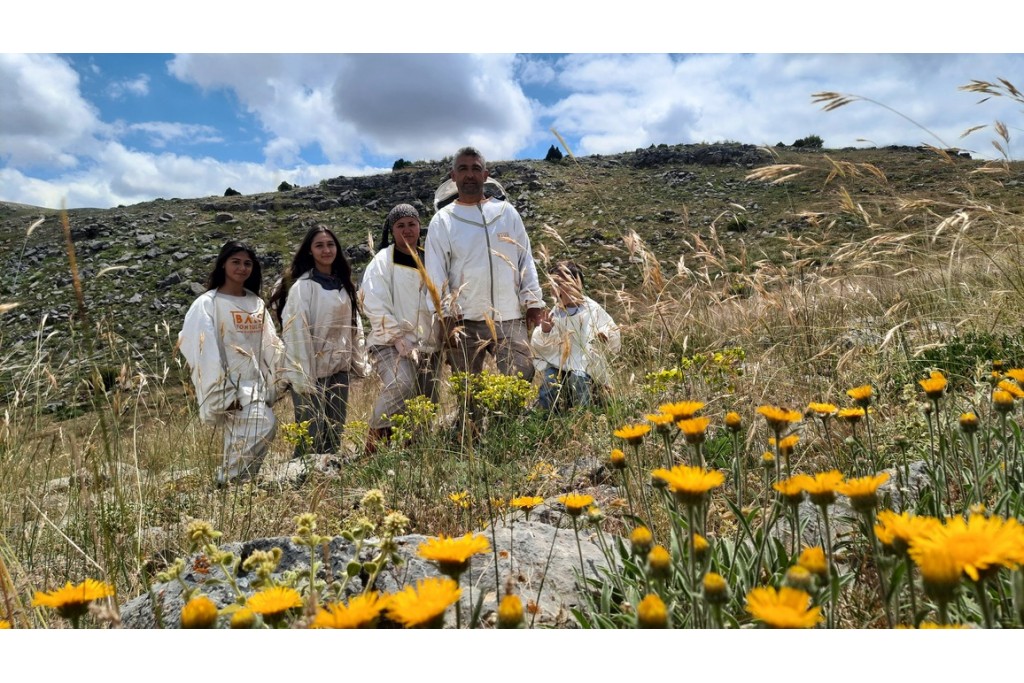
[
  {"x1": 269, "y1": 225, "x2": 368, "y2": 457},
  {"x1": 178, "y1": 240, "x2": 283, "y2": 485}
]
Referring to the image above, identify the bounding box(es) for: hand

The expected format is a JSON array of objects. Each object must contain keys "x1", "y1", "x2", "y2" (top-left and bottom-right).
[
  {"x1": 526, "y1": 306, "x2": 545, "y2": 331},
  {"x1": 540, "y1": 309, "x2": 554, "y2": 333},
  {"x1": 394, "y1": 337, "x2": 413, "y2": 358}
]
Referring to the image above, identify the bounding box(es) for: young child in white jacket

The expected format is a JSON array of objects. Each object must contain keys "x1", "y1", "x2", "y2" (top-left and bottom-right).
[
  {"x1": 531, "y1": 261, "x2": 621, "y2": 411},
  {"x1": 178, "y1": 241, "x2": 283, "y2": 486},
  {"x1": 269, "y1": 226, "x2": 368, "y2": 457}
]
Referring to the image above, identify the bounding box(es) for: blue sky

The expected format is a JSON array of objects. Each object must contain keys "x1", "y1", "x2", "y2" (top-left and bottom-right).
[{"x1": 3, "y1": 7, "x2": 1022, "y2": 209}]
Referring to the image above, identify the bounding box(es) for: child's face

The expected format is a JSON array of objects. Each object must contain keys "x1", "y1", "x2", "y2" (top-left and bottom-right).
[{"x1": 551, "y1": 274, "x2": 582, "y2": 306}]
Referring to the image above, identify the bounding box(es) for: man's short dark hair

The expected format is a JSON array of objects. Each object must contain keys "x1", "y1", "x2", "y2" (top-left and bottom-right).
[{"x1": 453, "y1": 146, "x2": 485, "y2": 170}]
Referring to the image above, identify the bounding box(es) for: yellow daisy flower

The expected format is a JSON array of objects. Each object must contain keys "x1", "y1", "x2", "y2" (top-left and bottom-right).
[
  {"x1": 993, "y1": 390, "x2": 1015, "y2": 413},
  {"x1": 777, "y1": 433, "x2": 800, "y2": 456},
  {"x1": 919, "y1": 371, "x2": 948, "y2": 400},
  {"x1": 448, "y1": 491, "x2": 471, "y2": 509},
  {"x1": 31, "y1": 578, "x2": 114, "y2": 621},
  {"x1": 837, "y1": 472, "x2": 889, "y2": 512},
  {"x1": 803, "y1": 470, "x2": 845, "y2": 506},
  {"x1": 702, "y1": 572, "x2": 729, "y2": 605},
  {"x1": 875, "y1": 510, "x2": 942, "y2": 556},
  {"x1": 312, "y1": 593, "x2": 388, "y2": 629},
  {"x1": 677, "y1": 416, "x2": 711, "y2": 444},
  {"x1": 837, "y1": 406, "x2": 866, "y2": 423},
  {"x1": 559, "y1": 492, "x2": 596, "y2": 517},
  {"x1": 647, "y1": 545, "x2": 673, "y2": 580},
  {"x1": 245, "y1": 586, "x2": 302, "y2": 624},
  {"x1": 630, "y1": 526, "x2": 654, "y2": 556},
  {"x1": 846, "y1": 384, "x2": 873, "y2": 406},
  {"x1": 807, "y1": 402, "x2": 838, "y2": 419},
  {"x1": 387, "y1": 577, "x2": 461, "y2": 628},
  {"x1": 745, "y1": 586, "x2": 823, "y2": 628},
  {"x1": 725, "y1": 411, "x2": 742, "y2": 432},
  {"x1": 180, "y1": 595, "x2": 219, "y2": 629},
  {"x1": 645, "y1": 412, "x2": 676, "y2": 433},
  {"x1": 614, "y1": 423, "x2": 651, "y2": 445},
  {"x1": 636, "y1": 593, "x2": 668, "y2": 628},
  {"x1": 797, "y1": 546, "x2": 828, "y2": 581},
  {"x1": 757, "y1": 405, "x2": 803, "y2": 433},
  {"x1": 659, "y1": 400, "x2": 705, "y2": 420},
  {"x1": 510, "y1": 495, "x2": 544, "y2": 511},
  {"x1": 998, "y1": 379, "x2": 1024, "y2": 399},
  {"x1": 1004, "y1": 368, "x2": 1024, "y2": 384},
  {"x1": 773, "y1": 474, "x2": 811, "y2": 505},
  {"x1": 608, "y1": 449, "x2": 627, "y2": 470},
  {"x1": 417, "y1": 533, "x2": 491, "y2": 578},
  {"x1": 497, "y1": 594, "x2": 524, "y2": 628},
  {"x1": 651, "y1": 464, "x2": 725, "y2": 506},
  {"x1": 958, "y1": 412, "x2": 979, "y2": 434}
]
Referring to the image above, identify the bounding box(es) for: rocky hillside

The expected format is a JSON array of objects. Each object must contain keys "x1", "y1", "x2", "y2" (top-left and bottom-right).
[{"x1": 1, "y1": 142, "x2": 1018, "y2": 411}]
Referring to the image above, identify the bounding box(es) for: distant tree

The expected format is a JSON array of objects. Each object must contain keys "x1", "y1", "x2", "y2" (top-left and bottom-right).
[
  {"x1": 277, "y1": 181, "x2": 294, "y2": 191},
  {"x1": 793, "y1": 135, "x2": 824, "y2": 149},
  {"x1": 544, "y1": 144, "x2": 563, "y2": 162},
  {"x1": 224, "y1": 187, "x2": 241, "y2": 196},
  {"x1": 392, "y1": 158, "x2": 413, "y2": 171}
]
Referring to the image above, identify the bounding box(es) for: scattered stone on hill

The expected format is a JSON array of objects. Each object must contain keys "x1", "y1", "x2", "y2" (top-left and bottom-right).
[
  {"x1": 120, "y1": 519, "x2": 613, "y2": 629},
  {"x1": 214, "y1": 212, "x2": 235, "y2": 224}
]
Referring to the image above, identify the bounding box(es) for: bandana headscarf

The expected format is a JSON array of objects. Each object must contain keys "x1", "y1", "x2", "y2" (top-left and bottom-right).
[{"x1": 378, "y1": 203, "x2": 421, "y2": 250}]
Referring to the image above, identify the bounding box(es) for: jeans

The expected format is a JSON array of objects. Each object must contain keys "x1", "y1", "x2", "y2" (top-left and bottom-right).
[
  {"x1": 537, "y1": 367, "x2": 592, "y2": 411},
  {"x1": 291, "y1": 370, "x2": 349, "y2": 456}
]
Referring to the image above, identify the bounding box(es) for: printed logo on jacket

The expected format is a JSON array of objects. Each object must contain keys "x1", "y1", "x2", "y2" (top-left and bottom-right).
[{"x1": 231, "y1": 310, "x2": 264, "y2": 334}]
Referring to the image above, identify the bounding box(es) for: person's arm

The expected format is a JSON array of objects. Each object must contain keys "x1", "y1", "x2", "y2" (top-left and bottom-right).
[
  {"x1": 259, "y1": 298, "x2": 287, "y2": 400},
  {"x1": 178, "y1": 294, "x2": 233, "y2": 423},
  {"x1": 590, "y1": 300, "x2": 621, "y2": 353},
  {"x1": 511, "y1": 208, "x2": 545, "y2": 321},
  {"x1": 360, "y1": 252, "x2": 405, "y2": 346},
  {"x1": 281, "y1": 279, "x2": 316, "y2": 394}
]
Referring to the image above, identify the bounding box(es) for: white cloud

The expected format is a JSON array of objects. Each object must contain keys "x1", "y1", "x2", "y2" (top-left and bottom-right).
[
  {"x1": 0, "y1": 53, "x2": 102, "y2": 167},
  {"x1": 123, "y1": 121, "x2": 223, "y2": 148},
  {"x1": 542, "y1": 54, "x2": 1024, "y2": 157},
  {"x1": 2, "y1": 140, "x2": 384, "y2": 209},
  {"x1": 107, "y1": 74, "x2": 150, "y2": 99},
  {"x1": 167, "y1": 53, "x2": 536, "y2": 165}
]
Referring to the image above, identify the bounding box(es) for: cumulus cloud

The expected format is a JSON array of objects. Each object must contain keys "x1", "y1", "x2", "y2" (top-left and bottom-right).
[
  {"x1": 0, "y1": 53, "x2": 103, "y2": 168},
  {"x1": 543, "y1": 54, "x2": 1024, "y2": 156},
  {"x1": 167, "y1": 53, "x2": 536, "y2": 164}
]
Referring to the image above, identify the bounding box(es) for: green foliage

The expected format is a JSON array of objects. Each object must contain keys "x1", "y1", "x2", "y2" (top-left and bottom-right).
[
  {"x1": 449, "y1": 370, "x2": 537, "y2": 415},
  {"x1": 277, "y1": 181, "x2": 294, "y2": 191},
  {"x1": 544, "y1": 144, "x2": 564, "y2": 162},
  {"x1": 793, "y1": 134, "x2": 824, "y2": 149},
  {"x1": 905, "y1": 329, "x2": 1024, "y2": 388},
  {"x1": 392, "y1": 158, "x2": 413, "y2": 171}
]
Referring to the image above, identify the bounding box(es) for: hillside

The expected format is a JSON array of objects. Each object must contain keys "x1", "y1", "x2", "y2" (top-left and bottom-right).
[{"x1": 2, "y1": 142, "x2": 1022, "y2": 413}]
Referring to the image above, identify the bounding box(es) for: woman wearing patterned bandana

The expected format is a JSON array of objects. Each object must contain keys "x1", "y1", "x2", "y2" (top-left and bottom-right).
[
  {"x1": 269, "y1": 225, "x2": 369, "y2": 458},
  {"x1": 360, "y1": 204, "x2": 441, "y2": 454},
  {"x1": 178, "y1": 241, "x2": 284, "y2": 486}
]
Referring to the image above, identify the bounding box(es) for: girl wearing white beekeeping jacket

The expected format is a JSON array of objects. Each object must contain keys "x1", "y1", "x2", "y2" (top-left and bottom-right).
[
  {"x1": 269, "y1": 225, "x2": 368, "y2": 457},
  {"x1": 178, "y1": 241, "x2": 283, "y2": 486},
  {"x1": 360, "y1": 204, "x2": 441, "y2": 454}
]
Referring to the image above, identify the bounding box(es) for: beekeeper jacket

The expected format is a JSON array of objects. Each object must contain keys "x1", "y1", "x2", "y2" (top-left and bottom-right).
[
  {"x1": 530, "y1": 296, "x2": 621, "y2": 387},
  {"x1": 360, "y1": 245, "x2": 439, "y2": 352},
  {"x1": 424, "y1": 197, "x2": 544, "y2": 322},
  {"x1": 178, "y1": 289, "x2": 283, "y2": 425},
  {"x1": 281, "y1": 270, "x2": 369, "y2": 394}
]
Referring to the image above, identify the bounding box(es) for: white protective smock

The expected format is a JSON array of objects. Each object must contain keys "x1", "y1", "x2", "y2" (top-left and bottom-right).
[
  {"x1": 424, "y1": 197, "x2": 544, "y2": 322},
  {"x1": 360, "y1": 245, "x2": 438, "y2": 351},
  {"x1": 178, "y1": 289, "x2": 283, "y2": 483},
  {"x1": 530, "y1": 296, "x2": 622, "y2": 387},
  {"x1": 280, "y1": 271, "x2": 369, "y2": 394}
]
